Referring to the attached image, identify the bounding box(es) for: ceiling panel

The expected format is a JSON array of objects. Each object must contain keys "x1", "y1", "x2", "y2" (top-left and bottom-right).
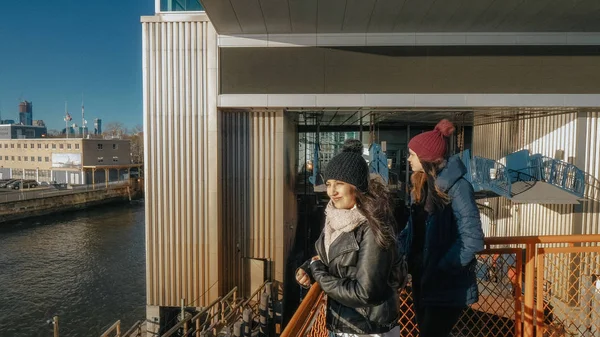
[
  {"x1": 367, "y1": 0, "x2": 406, "y2": 32},
  {"x1": 289, "y1": 0, "x2": 318, "y2": 33},
  {"x1": 229, "y1": 0, "x2": 267, "y2": 34},
  {"x1": 417, "y1": 0, "x2": 464, "y2": 32},
  {"x1": 200, "y1": 0, "x2": 600, "y2": 34},
  {"x1": 290, "y1": 107, "x2": 581, "y2": 127},
  {"x1": 532, "y1": 0, "x2": 575, "y2": 32},
  {"x1": 259, "y1": 0, "x2": 292, "y2": 33},
  {"x1": 441, "y1": 0, "x2": 495, "y2": 32},
  {"x1": 392, "y1": 0, "x2": 437, "y2": 32},
  {"x1": 468, "y1": 0, "x2": 524, "y2": 32},
  {"x1": 341, "y1": 0, "x2": 376, "y2": 33},
  {"x1": 546, "y1": 0, "x2": 600, "y2": 32},
  {"x1": 317, "y1": 0, "x2": 346, "y2": 33},
  {"x1": 200, "y1": 0, "x2": 242, "y2": 34},
  {"x1": 490, "y1": 0, "x2": 547, "y2": 32}
]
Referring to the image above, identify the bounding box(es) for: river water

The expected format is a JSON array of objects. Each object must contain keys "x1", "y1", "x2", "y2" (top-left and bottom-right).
[{"x1": 0, "y1": 202, "x2": 146, "y2": 337}]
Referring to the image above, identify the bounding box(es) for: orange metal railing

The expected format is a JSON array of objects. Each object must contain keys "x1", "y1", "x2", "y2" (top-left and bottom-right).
[{"x1": 283, "y1": 235, "x2": 600, "y2": 337}]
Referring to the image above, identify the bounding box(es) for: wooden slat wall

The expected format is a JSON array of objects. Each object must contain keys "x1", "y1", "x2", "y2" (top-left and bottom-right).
[{"x1": 142, "y1": 15, "x2": 220, "y2": 307}]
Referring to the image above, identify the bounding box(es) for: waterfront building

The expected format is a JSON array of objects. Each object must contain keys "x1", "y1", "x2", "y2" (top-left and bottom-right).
[
  {"x1": 0, "y1": 124, "x2": 47, "y2": 139},
  {"x1": 0, "y1": 138, "x2": 131, "y2": 184}
]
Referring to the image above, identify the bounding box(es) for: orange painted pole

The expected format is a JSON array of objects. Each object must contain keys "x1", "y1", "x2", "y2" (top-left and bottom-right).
[
  {"x1": 536, "y1": 254, "x2": 545, "y2": 337},
  {"x1": 523, "y1": 243, "x2": 536, "y2": 337}
]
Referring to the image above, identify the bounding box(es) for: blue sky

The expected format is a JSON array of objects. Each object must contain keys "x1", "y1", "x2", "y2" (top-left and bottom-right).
[{"x1": 0, "y1": 0, "x2": 154, "y2": 131}]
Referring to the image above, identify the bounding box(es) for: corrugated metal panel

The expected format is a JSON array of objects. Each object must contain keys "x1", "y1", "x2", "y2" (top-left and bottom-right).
[
  {"x1": 582, "y1": 112, "x2": 600, "y2": 236},
  {"x1": 517, "y1": 113, "x2": 576, "y2": 237},
  {"x1": 220, "y1": 110, "x2": 298, "y2": 295},
  {"x1": 142, "y1": 18, "x2": 220, "y2": 307},
  {"x1": 472, "y1": 117, "x2": 518, "y2": 163},
  {"x1": 473, "y1": 112, "x2": 581, "y2": 238},
  {"x1": 250, "y1": 111, "x2": 277, "y2": 260},
  {"x1": 220, "y1": 111, "x2": 251, "y2": 295}
]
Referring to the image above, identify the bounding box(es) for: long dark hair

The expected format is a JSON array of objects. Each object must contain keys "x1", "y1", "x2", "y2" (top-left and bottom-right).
[
  {"x1": 411, "y1": 160, "x2": 450, "y2": 213},
  {"x1": 354, "y1": 175, "x2": 396, "y2": 249}
]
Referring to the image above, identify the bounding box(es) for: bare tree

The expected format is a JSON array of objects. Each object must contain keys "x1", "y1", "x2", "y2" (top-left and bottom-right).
[
  {"x1": 46, "y1": 129, "x2": 62, "y2": 138},
  {"x1": 104, "y1": 121, "x2": 128, "y2": 138},
  {"x1": 129, "y1": 124, "x2": 144, "y2": 164}
]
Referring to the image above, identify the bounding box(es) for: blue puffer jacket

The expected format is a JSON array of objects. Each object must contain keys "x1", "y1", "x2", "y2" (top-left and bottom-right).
[{"x1": 398, "y1": 154, "x2": 484, "y2": 307}]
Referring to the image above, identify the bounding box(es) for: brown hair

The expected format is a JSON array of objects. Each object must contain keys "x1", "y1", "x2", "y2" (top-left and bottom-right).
[
  {"x1": 354, "y1": 176, "x2": 397, "y2": 249},
  {"x1": 411, "y1": 160, "x2": 450, "y2": 212}
]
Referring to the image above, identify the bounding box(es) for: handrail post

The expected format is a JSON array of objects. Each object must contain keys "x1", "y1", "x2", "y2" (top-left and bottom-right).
[
  {"x1": 523, "y1": 243, "x2": 536, "y2": 337},
  {"x1": 220, "y1": 301, "x2": 225, "y2": 322},
  {"x1": 535, "y1": 253, "x2": 545, "y2": 337},
  {"x1": 514, "y1": 249, "x2": 523, "y2": 337},
  {"x1": 53, "y1": 315, "x2": 59, "y2": 337}
]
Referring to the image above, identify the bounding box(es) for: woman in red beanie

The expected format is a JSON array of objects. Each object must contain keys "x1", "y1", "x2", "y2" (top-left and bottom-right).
[{"x1": 398, "y1": 119, "x2": 484, "y2": 337}]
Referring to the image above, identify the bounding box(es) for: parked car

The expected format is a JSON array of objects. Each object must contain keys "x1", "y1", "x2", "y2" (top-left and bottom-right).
[
  {"x1": 8, "y1": 179, "x2": 38, "y2": 190},
  {"x1": 0, "y1": 179, "x2": 18, "y2": 188},
  {"x1": 22, "y1": 180, "x2": 38, "y2": 189},
  {"x1": 50, "y1": 182, "x2": 68, "y2": 190}
]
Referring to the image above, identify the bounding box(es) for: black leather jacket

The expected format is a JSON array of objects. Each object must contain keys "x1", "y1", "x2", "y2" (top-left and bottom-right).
[{"x1": 300, "y1": 222, "x2": 401, "y2": 334}]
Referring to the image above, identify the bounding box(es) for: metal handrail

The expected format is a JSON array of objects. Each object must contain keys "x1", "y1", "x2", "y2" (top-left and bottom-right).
[
  {"x1": 485, "y1": 234, "x2": 600, "y2": 246},
  {"x1": 161, "y1": 296, "x2": 222, "y2": 337},
  {"x1": 100, "y1": 320, "x2": 121, "y2": 337},
  {"x1": 471, "y1": 156, "x2": 512, "y2": 198},
  {"x1": 529, "y1": 155, "x2": 585, "y2": 197},
  {"x1": 121, "y1": 320, "x2": 143, "y2": 337},
  {"x1": 280, "y1": 283, "x2": 323, "y2": 337}
]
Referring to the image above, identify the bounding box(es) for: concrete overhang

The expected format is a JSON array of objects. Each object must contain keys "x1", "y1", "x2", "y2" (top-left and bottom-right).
[
  {"x1": 511, "y1": 181, "x2": 583, "y2": 205},
  {"x1": 199, "y1": 0, "x2": 600, "y2": 35}
]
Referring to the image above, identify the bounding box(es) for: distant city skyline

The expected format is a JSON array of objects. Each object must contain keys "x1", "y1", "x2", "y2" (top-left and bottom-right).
[{"x1": 0, "y1": 0, "x2": 155, "y2": 131}]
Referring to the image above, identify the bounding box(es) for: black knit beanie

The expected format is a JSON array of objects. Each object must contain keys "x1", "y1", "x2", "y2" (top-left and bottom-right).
[{"x1": 324, "y1": 139, "x2": 369, "y2": 193}]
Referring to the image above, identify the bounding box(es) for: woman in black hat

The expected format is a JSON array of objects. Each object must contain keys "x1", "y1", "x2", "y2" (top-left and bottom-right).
[{"x1": 295, "y1": 139, "x2": 406, "y2": 337}]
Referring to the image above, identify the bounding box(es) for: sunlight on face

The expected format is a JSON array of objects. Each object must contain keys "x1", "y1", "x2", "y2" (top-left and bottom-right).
[
  {"x1": 326, "y1": 180, "x2": 357, "y2": 209},
  {"x1": 408, "y1": 149, "x2": 423, "y2": 172}
]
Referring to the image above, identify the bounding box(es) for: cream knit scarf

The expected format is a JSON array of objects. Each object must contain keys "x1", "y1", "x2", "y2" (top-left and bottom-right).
[{"x1": 323, "y1": 200, "x2": 367, "y2": 260}]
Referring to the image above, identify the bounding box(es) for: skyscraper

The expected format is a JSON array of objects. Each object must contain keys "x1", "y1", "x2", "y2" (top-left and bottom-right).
[
  {"x1": 19, "y1": 101, "x2": 33, "y2": 126},
  {"x1": 94, "y1": 118, "x2": 102, "y2": 135}
]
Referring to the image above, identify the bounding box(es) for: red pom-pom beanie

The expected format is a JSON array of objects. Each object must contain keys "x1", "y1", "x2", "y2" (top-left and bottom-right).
[{"x1": 408, "y1": 119, "x2": 455, "y2": 162}]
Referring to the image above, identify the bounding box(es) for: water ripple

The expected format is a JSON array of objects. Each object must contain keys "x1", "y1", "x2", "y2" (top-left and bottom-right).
[{"x1": 0, "y1": 202, "x2": 146, "y2": 337}]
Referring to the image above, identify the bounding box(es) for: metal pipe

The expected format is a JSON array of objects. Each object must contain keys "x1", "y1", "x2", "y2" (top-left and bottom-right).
[
  {"x1": 280, "y1": 283, "x2": 322, "y2": 337},
  {"x1": 485, "y1": 234, "x2": 600, "y2": 245}
]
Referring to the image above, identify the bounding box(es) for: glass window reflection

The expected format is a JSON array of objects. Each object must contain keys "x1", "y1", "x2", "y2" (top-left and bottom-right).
[{"x1": 160, "y1": 0, "x2": 204, "y2": 11}]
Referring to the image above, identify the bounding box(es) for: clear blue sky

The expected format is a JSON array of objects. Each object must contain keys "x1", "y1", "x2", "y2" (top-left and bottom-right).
[{"x1": 0, "y1": 0, "x2": 155, "y2": 132}]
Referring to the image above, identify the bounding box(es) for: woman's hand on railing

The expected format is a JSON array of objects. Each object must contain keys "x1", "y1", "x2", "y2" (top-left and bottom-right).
[{"x1": 296, "y1": 268, "x2": 311, "y2": 288}]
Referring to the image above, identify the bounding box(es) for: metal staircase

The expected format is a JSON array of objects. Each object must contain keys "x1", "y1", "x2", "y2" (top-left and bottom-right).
[{"x1": 460, "y1": 149, "x2": 586, "y2": 203}]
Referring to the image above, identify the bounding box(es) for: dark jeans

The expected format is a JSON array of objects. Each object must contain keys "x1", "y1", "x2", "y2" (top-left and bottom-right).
[{"x1": 414, "y1": 304, "x2": 464, "y2": 337}]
